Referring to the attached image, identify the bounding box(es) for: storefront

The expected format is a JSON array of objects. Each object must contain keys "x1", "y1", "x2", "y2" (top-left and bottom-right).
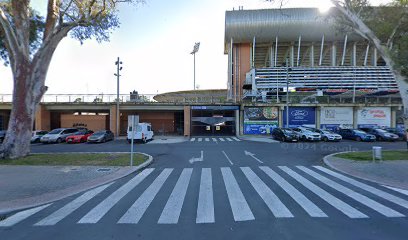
[{"x1": 191, "y1": 106, "x2": 238, "y2": 136}]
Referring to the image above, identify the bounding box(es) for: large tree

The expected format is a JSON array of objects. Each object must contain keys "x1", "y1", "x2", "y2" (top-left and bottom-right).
[{"x1": 0, "y1": 0, "x2": 143, "y2": 159}]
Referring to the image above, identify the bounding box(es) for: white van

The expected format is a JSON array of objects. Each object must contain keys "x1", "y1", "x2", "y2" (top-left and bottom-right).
[{"x1": 127, "y1": 123, "x2": 154, "y2": 143}]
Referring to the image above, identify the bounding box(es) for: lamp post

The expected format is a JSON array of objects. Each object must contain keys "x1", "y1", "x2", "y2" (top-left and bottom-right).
[
  {"x1": 114, "y1": 57, "x2": 123, "y2": 139},
  {"x1": 191, "y1": 42, "x2": 200, "y2": 90}
]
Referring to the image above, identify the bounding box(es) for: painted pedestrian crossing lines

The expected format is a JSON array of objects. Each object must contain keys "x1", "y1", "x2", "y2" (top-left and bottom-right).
[
  {"x1": 1, "y1": 166, "x2": 407, "y2": 227},
  {"x1": 190, "y1": 137, "x2": 240, "y2": 142}
]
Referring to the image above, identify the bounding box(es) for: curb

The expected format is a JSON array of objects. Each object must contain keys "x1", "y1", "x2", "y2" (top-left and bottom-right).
[
  {"x1": 322, "y1": 151, "x2": 408, "y2": 190},
  {"x1": 0, "y1": 152, "x2": 153, "y2": 216}
]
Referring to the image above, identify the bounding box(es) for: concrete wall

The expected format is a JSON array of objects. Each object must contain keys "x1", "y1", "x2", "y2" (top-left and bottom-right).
[
  {"x1": 184, "y1": 106, "x2": 191, "y2": 137},
  {"x1": 35, "y1": 105, "x2": 51, "y2": 131},
  {"x1": 60, "y1": 114, "x2": 107, "y2": 132}
]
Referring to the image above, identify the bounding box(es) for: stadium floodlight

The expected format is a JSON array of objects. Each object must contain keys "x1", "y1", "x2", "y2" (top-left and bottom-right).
[{"x1": 191, "y1": 42, "x2": 200, "y2": 90}]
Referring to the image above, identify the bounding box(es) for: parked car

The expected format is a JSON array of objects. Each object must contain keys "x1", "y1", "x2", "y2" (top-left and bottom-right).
[
  {"x1": 66, "y1": 130, "x2": 94, "y2": 143},
  {"x1": 306, "y1": 128, "x2": 342, "y2": 142},
  {"x1": 384, "y1": 127, "x2": 406, "y2": 141},
  {"x1": 31, "y1": 130, "x2": 48, "y2": 143},
  {"x1": 338, "y1": 129, "x2": 376, "y2": 142},
  {"x1": 40, "y1": 128, "x2": 78, "y2": 143},
  {"x1": 291, "y1": 127, "x2": 321, "y2": 141},
  {"x1": 127, "y1": 122, "x2": 154, "y2": 143},
  {"x1": 0, "y1": 130, "x2": 6, "y2": 143},
  {"x1": 272, "y1": 128, "x2": 299, "y2": 142},
  {"x1": 87, "y1": 130, "x2": 114, "y2": 143},
  {"x1": 359, "y1": 127, "x2": 399, "y2": 142}
]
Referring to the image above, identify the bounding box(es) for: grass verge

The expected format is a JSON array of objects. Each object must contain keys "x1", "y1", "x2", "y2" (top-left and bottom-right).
[
  {"x1": 0, "y1": 153, "x2": 149, "y2": 166},
  {"x1": 335, "y1": 150, "x2": 408, "y2": 161}
]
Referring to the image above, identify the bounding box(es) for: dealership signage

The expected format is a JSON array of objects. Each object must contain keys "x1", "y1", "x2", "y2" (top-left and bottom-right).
[
  {"x1": 244, "y1": 107, "x2": 278, "y2": 135},
  {"x1": 320, "y1": 107, "x2": 353, "y2": 130},
  {"x1": 283, "y1": 107, "x2": 316, "y2": 128},
  {"x1": 356, "y1": 107, "x2": 391, "y2": 128},
  {"x1": 191, "y1": 106, "x2": 239, "y2": 110}
]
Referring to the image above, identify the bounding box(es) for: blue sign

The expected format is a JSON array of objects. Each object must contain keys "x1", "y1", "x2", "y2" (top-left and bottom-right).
[
  {"x1": 244, "y1": 122, "x2": 278, "y2": 135},
  {"x1": 283, "y1": 107, "x2": 316, "y2": 128}
]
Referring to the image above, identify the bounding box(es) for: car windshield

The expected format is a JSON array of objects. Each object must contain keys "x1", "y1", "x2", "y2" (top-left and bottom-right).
[
  {"x1": 48, "y1": 129, "x2": 62, "y2": 134},
  {"x1": 93, "y1": 131, "x2": 105, "y2": 136},
  {"x1": 73, "y1": 132, "x2": 85, "y2": 135},
  {"x1": 282, "y1": 129, "x2": 293, "y2": 133},
  {"x1": 354, "y1": 130, "x2": 366, "y2": 134},
  {"x1": 376, "y1": 129, "x2": 388, "y2": 133},
  {"x1": 322, "y1": 131, "x2": 334, "y2": 134}
]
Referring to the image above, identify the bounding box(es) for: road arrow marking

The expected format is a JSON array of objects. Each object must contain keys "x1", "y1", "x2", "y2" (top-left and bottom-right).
[
  {"x1": 189, "y1": 151, "x2": 204, "y2": 164},
  {"x1": 244, "y1": 151, "x2": 264, "y2": 164}
]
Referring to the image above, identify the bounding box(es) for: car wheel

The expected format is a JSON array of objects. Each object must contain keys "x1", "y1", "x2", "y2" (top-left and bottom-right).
[
  {"x1": 143, "y1": 138, "x2": 147, "y2": 144},
  {"x1": 102, "y1": 138, "x2": 106, "y2": 143},
  {"x1": 323, "y1": 136, "x2": 328, "y2": 142},
  {"x1": 378, "y1": 136, "x2": 383, "y2": 141},
  {"x1": 57, "y1": 138, "x2": 62, "y2": 143},
  {"x1": 301, "y1": 135, "x2": 307, "y2": 141},
  {"x1": 282, "y1": 136, "x2": 286, "y2": 142},
  {"x1": 356, "y1": 136, "x2": 362, "y2": 142},
  {"x1": 0, "y1": 138, "x2": 3, "y2": 144}
]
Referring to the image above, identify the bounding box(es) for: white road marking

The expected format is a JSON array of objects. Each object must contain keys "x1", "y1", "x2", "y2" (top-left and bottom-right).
[
  {"x1": 241, "y1": 167, "x2": 293, "y2": 218},
  {"x1": 280, "y1": 166, "x2": 368, "y2": 218},
  {"x1": 0, "y1": 204, "x2": 52, "y2": 227},
  {"x1": 382, "y1": 185, "x2": 408, "y2": 196},
  {"x1": 205, "y1": 138, "x2": 209, "y2": 142},
  {"x1": 190, "y1": 138, "x2": 195, "y2": 142},
  {"x1": 196, "y1": 168, "x2": 215, "y2": 223},
  {"x1": 189, "y1": 151, "x2": 204, "y2": 164},
  {"x1": 36, "y1": 183, "x2": 113, "y2": 226},
  {"x1": 221, "y1": 167, "x2": 255, "y2": 221},
  {"x1": 244, "y1": 150, "x2": 264, "y2": 164},
  {"x1": 219, "y1": 138, "x2": 225, "y2": 142},
  {"x1": 314, "y1": 166, "x2": 408, "y2": 210},
  {"x1": 212, "y1": 138, "x2": 217, "y2": 142},
  {"x1": 158, "y1": 168, "x2": 193, "y2": 224},
  {"x1": 118, "y1": 168, "x2": 173, "y2": 224},
  {"x1": 260, "y1": 166, "x2": 327, "y2": 217},
  {"x1": 298, "y1": 166, "x2": 404, "y2": 218},
  {"x1": 226, "y1": 138, "x2": 233, "y2": 142},
  {"x1": 198, "y1": 138, "x2": 202, "y2": 142},
  {"x1": 232, "y1": 137, "x2": 241, "y2": 141},
  {"x1": 222, "y1": 151, "x2": 234, "y2": 165},
  {"x1": 78, "y1": 168, "x2": 154, "y2": 223}
]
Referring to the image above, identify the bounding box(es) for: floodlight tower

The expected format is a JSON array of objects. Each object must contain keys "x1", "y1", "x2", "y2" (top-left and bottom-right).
[{"x1": 191, "y1": 42, "x2": 200, "y2": 90}]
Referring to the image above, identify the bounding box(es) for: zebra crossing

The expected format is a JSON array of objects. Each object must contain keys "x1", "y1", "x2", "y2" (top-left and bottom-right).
[
  {"x1": 190, "y1": 137, "x2": 241, "y2": 143},
  {"x1": 1, "y1": 166, "x2": 407, "y2": 227}
]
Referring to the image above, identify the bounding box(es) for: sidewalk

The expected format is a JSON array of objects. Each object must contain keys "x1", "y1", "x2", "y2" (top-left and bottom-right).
[
  {"x1": 0, "y1": 156, "x2": 153, "y2": 215},
  {"x1": 238, "y1": 135, "x2": 279, "y2": 143},
  {"x1": 324, "y1": 154, "x2": 408, "y2": 190}
]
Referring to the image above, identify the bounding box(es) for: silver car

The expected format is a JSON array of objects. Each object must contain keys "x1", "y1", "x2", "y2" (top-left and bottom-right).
[{"x1": 40, "y1": 128, "x2": 78, "y2": 144}]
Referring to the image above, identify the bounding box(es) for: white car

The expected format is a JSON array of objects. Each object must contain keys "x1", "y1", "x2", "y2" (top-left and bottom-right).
[
  {"x1": 291, "y1": 127, "x2": 321, "y2": 141},
  {"x1": 40, "y1": 128, "x2": 78, "y2": 143},
  {"x1": 317, "y1": 130, "x2": 342, "y2": 142}
]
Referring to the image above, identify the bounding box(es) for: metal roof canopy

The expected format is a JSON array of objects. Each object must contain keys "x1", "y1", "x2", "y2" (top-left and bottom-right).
[{"x1": 224, "y1": 8, "x2": 362, "y2": 50}]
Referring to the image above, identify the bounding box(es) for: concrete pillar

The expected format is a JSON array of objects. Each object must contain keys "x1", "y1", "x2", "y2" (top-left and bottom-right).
[
  {"x1": 316, "y1": 106, "x2": 321, "y2": 129},
  {"x1": 35, "y1": 104, "x2": 51, "y2": 131},
  {"x1": 279, "y1": 106, "x2": 284, "y2": 127},
  {"x1": 236, "y1": 109, "x2": 241, "y2": 136},
  {"x1": 331, "y1": 43, "x2": 337, "y2": 66},
  {"x1": 373, "y1": 48, "x2": 378, "y2": 66},
  {"x1": 290, "y1": 44, "x2": 295, "y2": 66},
  {"x1": 352, "y1": 42, "x2": 357, "y2": 66},
  {"x1": 310, "y1": 44, "x2": 315, "y2": 67},
  {"x1": 183, "y1": 106, "x2": 191, "y2": 137},
  {"x1": 353, "y1": 106, "x2": 359, "y2": 128},
  {"x1": 391, "y1": 108, "x2": 397, "y2": 128},
  {"x1": 110, "y1": 105, "x2": 120, "y2": 136}
]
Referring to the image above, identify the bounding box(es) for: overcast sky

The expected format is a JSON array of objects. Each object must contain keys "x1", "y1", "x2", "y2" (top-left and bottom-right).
[{"x1": 0, "y1": 0, "x2": 385, "y2": 95}]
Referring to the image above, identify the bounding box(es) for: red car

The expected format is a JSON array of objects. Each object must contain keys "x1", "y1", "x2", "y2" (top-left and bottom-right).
[{"x1": 66, "y1": 130, "x2": 94, "y2": 143}]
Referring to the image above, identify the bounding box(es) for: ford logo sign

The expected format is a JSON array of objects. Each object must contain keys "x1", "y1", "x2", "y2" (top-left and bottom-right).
[{"x1": 291, "y1": 110, "x2": 308, "y2": 117}]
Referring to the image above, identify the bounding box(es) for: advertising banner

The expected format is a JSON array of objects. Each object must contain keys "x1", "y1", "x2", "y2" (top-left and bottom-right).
[
  {"x1": 283, "y1": 107, "x2": 316, "y2": 128},
  {"x1": 244, "y1": 107, "x2": 279, "y2": 135},
  {"x1": 356, "y1": 107, "x2": 391, "y2": 128},
  {"x1": 320, "y1": 107, "x2": 353, "y2": 130}
]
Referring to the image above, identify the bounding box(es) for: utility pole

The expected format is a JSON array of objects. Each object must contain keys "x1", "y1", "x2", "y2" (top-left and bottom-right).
[
  {"x1": 114, "y1": 57, "x2": 123, "y2": 139},
  {"x1": 191, "y1": 42, "x2": 200, "y2": 90}
]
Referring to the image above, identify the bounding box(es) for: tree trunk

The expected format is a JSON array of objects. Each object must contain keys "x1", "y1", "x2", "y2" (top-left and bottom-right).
[{"x1": 0, "y1": 59, "x2": 45, "y2": 159}]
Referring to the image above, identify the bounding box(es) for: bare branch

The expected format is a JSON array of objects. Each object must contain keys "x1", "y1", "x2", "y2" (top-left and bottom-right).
[{"x1": 44, "y1": 0, "x2": 61, "y2": 41}]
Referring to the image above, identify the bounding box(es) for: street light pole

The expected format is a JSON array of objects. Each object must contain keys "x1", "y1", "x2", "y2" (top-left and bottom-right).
[
  {"x1": 191, "y1": 42, "x2": 200, "y2": 90},
  {"x1": 114, "y1": 57, "x2": 123, "y2": 139},
  {"x1": 285, "y1": 59, "x2": 291, "y2": 128}
]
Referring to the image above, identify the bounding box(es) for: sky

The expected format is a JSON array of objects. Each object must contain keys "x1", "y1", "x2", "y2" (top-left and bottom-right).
[{"x1": 0, "y1": 0, "x2": 386, "y2": 95}]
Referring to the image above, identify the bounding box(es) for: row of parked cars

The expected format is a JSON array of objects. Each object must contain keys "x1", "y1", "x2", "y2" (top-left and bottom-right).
[
  {"x1": 272, "y1": 126, "x2": 405, "y2": 142},
  {"x1": 31, "y1": 128, "x2": 114, "y2": 144}
]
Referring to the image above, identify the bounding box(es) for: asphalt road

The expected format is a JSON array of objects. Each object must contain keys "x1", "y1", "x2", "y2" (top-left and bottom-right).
[{"x1": 1, "y1": 138, "x2": 408, "y2": 240}]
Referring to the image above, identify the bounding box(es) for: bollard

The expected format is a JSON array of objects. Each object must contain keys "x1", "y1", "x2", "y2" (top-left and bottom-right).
[{"x1": 372, "y1": 146, "x2": 382, "y2": 162}]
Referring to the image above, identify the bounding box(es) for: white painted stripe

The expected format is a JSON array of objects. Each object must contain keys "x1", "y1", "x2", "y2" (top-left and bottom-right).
[
  {"x1": 212, "y1": 138, "x2": 217, "y2": 142},
  {"x1": 226, "y1": 138, "x2": 233, "y2": 142},
  {"x1": 190, "y1": 138, "x2": 195, "y2": 142},
  {"x1": 298, "y1": 166, "x2": 404, "y2": 218},
  {"x1": 198, "y1": 138, "x2": 202, "y2": 142},
  {"x1": 232, "y1": 137, "x2": 241, "y2": 141},
  {"x1": 0, "y1": 204, "x2": 52, "y2": 227},
  {"x1": 260, "y1": 166, "x2": 327, "y2": 217},
  {"x1": 205, "y1": 138, "x2": 209, "y2": 142},
  {"x1": 241, "y1": 167, "x2": 293, "y2": 218},
  {"x1": 279, "y1": 166, "x2": 368, "y2": 218},
  {"x1": 78, "y1": 168, "x2": 154, "y2": 223},
  {"x1": 118, "y1": 168, "x2": 173, "y2": 224},
  {"x1": 222, "y1": 151, "x2": 233, "y2": 165},
  {"x1": 382, "y1": 185, "x2": 408, "y2": 196},
  {"x1": 314, "y1": 166, "x2": 408, "y2": 210},
  {"x1": 36, "y1": 183, "x2": 113, "y2": 226},
  {"x1": 221, "y1": 167, "x2": 255, "y2": 221},
  {"x1": 219, "y1": 138, "x2": 225, "y2": 142},
  {"x1": 196, "y1": 168, "x2": 215, "y2": 223},
  {"x1": 158, "y1": 169, "x2": 193, "y2": 224}
]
